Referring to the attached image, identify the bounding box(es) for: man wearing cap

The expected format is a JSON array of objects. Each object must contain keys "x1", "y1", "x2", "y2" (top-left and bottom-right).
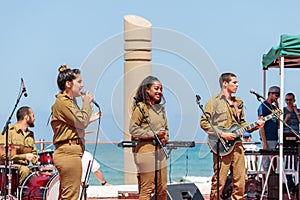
[{"x1": 257, "y1": 86, "x2": 280, "y2": 171}]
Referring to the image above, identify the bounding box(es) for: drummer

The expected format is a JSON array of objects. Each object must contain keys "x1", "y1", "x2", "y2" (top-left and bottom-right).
[{"x1": 0, "y1": 106, "x2": 38, "y2": 185}]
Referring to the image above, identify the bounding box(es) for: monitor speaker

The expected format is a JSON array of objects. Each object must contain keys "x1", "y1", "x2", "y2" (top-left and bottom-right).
[{"x1": 151, "y1": 183, "x2": 204, "y2": 200}]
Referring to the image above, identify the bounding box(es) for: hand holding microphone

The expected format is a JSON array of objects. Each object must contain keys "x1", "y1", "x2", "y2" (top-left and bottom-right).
[{"x1": 81, "y1": 91, "x2": 100, "y2": 108}]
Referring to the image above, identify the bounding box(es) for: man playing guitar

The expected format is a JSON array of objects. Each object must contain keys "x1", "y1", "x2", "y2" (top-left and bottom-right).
[{"x1": 200, "y1": 72, "x2": 265, "y2": 200}]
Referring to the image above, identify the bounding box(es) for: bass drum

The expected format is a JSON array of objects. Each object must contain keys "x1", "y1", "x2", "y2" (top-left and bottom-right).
[
  {"x1": 20, "y1": 172, "x2": 83, "y2": 200},
  {"x1": 20, "y1": 172, "x2": 59, "y2": 200}
]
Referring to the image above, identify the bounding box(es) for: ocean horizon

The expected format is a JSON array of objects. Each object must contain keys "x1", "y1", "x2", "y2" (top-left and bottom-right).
[
  {"x1": 87, "y1": 143, "x2": 214, "y2": 186},
  {"x1": 36, "y1": 143, "x2": 214, "y2": 186}
]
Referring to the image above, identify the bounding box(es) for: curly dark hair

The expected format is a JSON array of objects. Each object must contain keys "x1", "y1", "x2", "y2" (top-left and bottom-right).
[{"x1": 134, "y1": 76, "x2": 165, "y2": 107}]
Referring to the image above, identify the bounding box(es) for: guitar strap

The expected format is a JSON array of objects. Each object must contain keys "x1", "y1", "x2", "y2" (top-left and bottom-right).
[{"x1": 232, "y1": 97, "x2": 240, "y2": 122}]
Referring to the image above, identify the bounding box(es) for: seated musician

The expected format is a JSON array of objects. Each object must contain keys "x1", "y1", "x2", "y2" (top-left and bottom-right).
[{"x1": 0, "y1": 106, "x2": 38, "y2": 185}]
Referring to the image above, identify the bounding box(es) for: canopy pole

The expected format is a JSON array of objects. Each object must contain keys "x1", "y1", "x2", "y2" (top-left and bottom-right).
[
  {"x1": 279, "y1": 56, "x2": 285, "y2": 200},
  {"x1": 263, "y1": 70, "x2": 267, "y2": 98}
]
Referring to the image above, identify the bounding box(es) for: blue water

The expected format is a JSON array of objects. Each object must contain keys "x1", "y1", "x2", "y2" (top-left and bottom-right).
[
  {"x1": 84, "y1": 143, "x2": 213, "y2": 185},
  {"x1": 36, "y1": 143, "x2": 213, "y2": 186}
]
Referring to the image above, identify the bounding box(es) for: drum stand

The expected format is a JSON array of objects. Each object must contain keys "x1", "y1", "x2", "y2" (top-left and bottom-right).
[
  {"x1": 0, "y1": 144, "x2": 18, "y2": 200},
  {"x1": 6, "y1": 145, "x2": 17, "y2": 200}
]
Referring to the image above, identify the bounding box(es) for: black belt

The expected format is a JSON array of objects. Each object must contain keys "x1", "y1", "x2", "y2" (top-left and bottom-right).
[{"x1": 55, "y1": 138, "x2": 83, "y2": 148}]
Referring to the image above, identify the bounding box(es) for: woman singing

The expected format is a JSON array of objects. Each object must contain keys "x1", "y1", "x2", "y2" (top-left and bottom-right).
[
  {"x1": 51, "y1": 64, "x2": 100, "y2": 200},
  {"x1": 129, "y1": 76, "x2": 169, "y2": 200}
]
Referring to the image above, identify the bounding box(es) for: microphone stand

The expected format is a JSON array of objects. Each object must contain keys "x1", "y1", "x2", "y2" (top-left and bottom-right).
[
  {"x1": 80, "y1": 161, "x2": 92, "y2": 200},
  {"x1": 79, "y1": 101, "x2": 102, "y2": 200},
  {"x1": 196, "y1": 95, "x2": 228, "y2": 200},
  {"x1": 1, "y1": 81, "x2": 26, "y2": 200},
  {"x1": 133, "y1": 98, "x2": 168, "y2": 200}
]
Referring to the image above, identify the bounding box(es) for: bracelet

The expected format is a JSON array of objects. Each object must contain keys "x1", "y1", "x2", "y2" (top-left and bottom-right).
[{"x1": 101, "y1": 180, "x2": 107, "y2": 186}]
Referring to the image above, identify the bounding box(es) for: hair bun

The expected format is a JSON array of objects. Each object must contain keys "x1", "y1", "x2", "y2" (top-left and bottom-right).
[{"x1": 58, "y1": 64, "x2": 69, "y2": 73}]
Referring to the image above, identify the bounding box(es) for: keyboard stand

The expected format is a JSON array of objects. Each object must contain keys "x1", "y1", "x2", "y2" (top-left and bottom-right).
[{"x1": 260, "y1": 155, "x2": 291, "y2": 200}]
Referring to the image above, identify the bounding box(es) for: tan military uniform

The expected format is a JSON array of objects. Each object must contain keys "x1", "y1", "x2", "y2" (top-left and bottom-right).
[
  {"x1": 130, "y1": 102, "x2": 169, "y2": 200},
  {"x1": 51, "y1": 93, "x2": 92, "y2": 200},
  {"x1": 200, "y1": 92, "x2": 248, "y2": 200},
  {"x1": 0, "y1": 123, "x2": 38, "y2": 185}
]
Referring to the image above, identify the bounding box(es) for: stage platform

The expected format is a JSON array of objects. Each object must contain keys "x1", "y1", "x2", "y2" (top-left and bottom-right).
[{"x1": 84, "y1": 184, "x2": 297, "y2": 200}]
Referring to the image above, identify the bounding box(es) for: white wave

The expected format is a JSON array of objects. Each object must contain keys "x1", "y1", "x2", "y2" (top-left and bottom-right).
[{"x1": 182, "y1": 176, "x2": 211, "y2": 183}]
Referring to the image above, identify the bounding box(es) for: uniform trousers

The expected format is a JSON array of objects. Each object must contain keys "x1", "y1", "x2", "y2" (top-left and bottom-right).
[
  {"x1": 210, "y1": 143, "x2": 245, "y2": 200},
  {"x1": 53, "y1": 143, "x2": 83, "y2": 200},
  {"x1": 134, "y1": 143, "x2": 167, "y2": 200},
  {"x1": 13, "y1": 164, "x2": 30, "y2": 185}
]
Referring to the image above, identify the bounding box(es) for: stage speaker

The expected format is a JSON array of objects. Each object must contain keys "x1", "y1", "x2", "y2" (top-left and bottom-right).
[{"x1": 151, "y1": 183, "x2": 204, "y2": 200}]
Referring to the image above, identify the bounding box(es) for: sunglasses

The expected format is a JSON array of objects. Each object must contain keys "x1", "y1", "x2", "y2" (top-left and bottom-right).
[
  {"x1": 285, "y1": 98, "x2": 293, "y2": 101},
  {"x1": 272, "y1": 92, "x2": 280, "y2": 97}
]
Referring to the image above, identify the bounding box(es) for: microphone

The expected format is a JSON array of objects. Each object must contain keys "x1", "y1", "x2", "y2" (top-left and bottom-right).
[
  {"x1": 249, "y1": 89, "x2": 264, "y2": 100},
  {"x1": 81, "y1": 91, "x2": 100, "y2": 108},
  {"x1": 21, "y1": 78, "x2": 28, "y2": 97},
  {"x1": 196, "y1": 94, "x2": 201, "y2": 102}
]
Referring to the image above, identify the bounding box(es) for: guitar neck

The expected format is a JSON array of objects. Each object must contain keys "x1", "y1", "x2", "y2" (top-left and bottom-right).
[{"x1": 237, "y1": 113, "x2": 275, "y2": 134}]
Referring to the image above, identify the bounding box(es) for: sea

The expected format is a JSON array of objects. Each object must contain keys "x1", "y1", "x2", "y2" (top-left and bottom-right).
[
  {"x1": 85, "y1": 143, "x2": 213, "y2": 186},
  {"x1": 36, "y1": 143, "x2": 214, "y2": 186}
]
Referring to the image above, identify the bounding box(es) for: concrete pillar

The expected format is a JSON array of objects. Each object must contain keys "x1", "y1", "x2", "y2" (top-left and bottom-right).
[{"x1": 124, "y1": 15, "x2": 152, "y2": 184}]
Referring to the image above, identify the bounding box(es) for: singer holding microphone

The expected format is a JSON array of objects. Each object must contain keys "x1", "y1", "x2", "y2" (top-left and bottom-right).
[
  {"x1": 129, "y1": 76, "x2": 169, "y2": 200},
  {"x1": 51, "y1": 64, "x2": 101, "y2": 200}
]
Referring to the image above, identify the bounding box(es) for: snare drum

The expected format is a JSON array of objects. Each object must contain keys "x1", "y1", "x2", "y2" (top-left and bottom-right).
[
  {"x1": 20, "y1": 172, "x2": 59, "y2": 200},
  {"x1": 0, "y1": 165, "x2": 19, "y2": 197},
  {"x1": 38, "y1": 149, "x2": 54, "y2": 166},
  {"x1": 38, "y1": 149, "x2": 56, "y2": 171}
]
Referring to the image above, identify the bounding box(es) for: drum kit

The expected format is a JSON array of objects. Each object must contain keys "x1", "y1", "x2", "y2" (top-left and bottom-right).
[{"x1": 0, "y1": 145, "x2": 60, "y2": 200}]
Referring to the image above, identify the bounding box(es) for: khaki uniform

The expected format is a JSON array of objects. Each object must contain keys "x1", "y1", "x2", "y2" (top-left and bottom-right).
[
  {"x1": 200, "y1": 92, "x2": 248, "y2": 200},
  {"x1": 51, "y1": 93, "x2": 92, "y2": 200},
  {"x1": 130, "y1": 103, "x2": 169, "y2": 200},
  {"x1": 0, "y1": 123, "x2": 38, "y2": 185}
]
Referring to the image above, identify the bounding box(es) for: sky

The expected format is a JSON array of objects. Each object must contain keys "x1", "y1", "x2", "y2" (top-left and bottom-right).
[{"x1": 1, "y1": 0, "x2": 300, "y2": 145}]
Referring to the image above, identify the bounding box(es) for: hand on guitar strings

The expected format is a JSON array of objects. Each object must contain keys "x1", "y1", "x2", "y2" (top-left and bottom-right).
[{"x1": 220, "y1": 132, "x2": 236, "y2": 140}]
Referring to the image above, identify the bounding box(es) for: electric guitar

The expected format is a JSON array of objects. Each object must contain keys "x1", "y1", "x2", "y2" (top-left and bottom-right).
[{"x1": 207, "y1": 109, "x2": 282, "y2": 156}]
